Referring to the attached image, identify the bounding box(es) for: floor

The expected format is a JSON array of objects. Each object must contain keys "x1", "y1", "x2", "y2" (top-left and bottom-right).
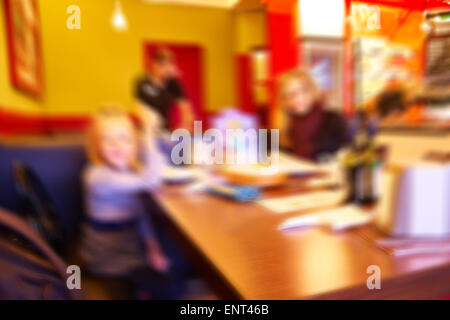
[{"x1": 82, "y1": 273, "x2": 217, "y2": 300}]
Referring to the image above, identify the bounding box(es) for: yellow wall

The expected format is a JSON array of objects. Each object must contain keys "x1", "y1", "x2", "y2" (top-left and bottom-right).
[
  {"x1": 1, "y1": 0, "x2": 237, "y2": 116},
  {"x1": 233, "y1": 9, "x2": 267, "y2": 53}
]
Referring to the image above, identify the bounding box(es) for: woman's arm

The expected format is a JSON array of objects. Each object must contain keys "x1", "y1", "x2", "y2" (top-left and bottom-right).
[{"x1": 314, "y1": 112, "x2": 351, "y2": 159}]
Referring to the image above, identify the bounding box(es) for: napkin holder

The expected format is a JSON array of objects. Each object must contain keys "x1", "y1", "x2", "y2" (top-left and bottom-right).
[{"x1": 375, "y1": 164, "x2": 450, "y2": 237}]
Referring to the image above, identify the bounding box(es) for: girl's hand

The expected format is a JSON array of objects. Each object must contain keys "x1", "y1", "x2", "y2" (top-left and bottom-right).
[{"x1": 147, "y1": 248, "x2": 170, "y2": 273}]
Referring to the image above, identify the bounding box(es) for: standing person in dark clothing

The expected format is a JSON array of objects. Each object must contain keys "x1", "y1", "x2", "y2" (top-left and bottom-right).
[
  {"x1": 278, "y1": 68, "x2": 351, "y2": 161},
  {"x1": 135, "y1": 47, "x2": 194, "y2": 131}
]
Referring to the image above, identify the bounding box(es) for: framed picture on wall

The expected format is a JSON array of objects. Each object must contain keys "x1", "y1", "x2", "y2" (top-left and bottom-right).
[
  {"x1": 300, "y1": 38, "x2": 345, "y2": 111},
  {"x1": 3, "y1": 0, "x2": 44, "y2": 98},
  {"x1": 426, "y1": 35, "x2": 450, "y2": 86}
]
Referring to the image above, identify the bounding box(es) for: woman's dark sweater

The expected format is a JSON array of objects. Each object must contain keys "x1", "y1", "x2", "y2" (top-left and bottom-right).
[{"x1": 288, "y1": 104, "x2": 351, "y2": 161}]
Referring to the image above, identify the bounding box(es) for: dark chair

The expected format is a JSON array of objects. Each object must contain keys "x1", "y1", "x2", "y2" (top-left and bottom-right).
[
  {"x1": 0, "y1": 143, "x2": 87, "y2": 241},
  {"x1": 12, "y1": 161, "x2": 66, "y2": 256}
]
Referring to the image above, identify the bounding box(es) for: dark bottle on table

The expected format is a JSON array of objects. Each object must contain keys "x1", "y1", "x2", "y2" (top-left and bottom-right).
[{"x1": 342, "y1": 119, "x2": 381, "y2": 205}]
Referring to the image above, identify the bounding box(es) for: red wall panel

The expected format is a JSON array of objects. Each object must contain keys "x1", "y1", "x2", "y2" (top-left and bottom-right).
[{"x1": 235, "y1": 54, "x2": 255, "y2": 113}]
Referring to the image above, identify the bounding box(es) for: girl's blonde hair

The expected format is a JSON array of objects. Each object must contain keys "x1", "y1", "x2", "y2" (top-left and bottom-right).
[
  {"x1": 276, "y1": 68, "x2": 320, "y2": 111},
  {"x1": 86, "y1": 105, "x2": 142, "y2": 171},
  {"x1": 276, "y1": 68, "x2": 322, "y2": 148}
]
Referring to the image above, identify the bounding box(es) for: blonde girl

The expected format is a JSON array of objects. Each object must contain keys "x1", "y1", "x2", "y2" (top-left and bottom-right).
[{"x1": 80, "y1": 105, "x2": 182, "y2": 299}]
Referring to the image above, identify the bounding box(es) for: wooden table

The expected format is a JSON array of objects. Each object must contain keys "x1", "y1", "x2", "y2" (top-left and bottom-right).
[{"x1": 154, "y1": 178, "x2": 450, "y2": 300}]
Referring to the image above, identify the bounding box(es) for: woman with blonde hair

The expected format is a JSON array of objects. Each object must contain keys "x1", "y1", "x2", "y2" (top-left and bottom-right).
[
  {"x1": 79, "y1": 104, "x2": 184, "y2": 299},
  {"x1": 277, "y1": 68, "x2": 350, "y2": 161}
]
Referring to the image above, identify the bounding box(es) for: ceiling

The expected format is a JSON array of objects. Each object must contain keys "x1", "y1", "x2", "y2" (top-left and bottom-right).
[
  {"x1": 142, "y1": 0, "x2": 240, "y2": 8},
  {"x1": 142, "y1": 0, "x2": 263, "y2": 9}
]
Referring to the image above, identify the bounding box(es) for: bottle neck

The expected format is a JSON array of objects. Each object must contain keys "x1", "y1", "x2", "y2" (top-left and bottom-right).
[{"x1": 353, "y1": 130, "x2": 371, "y2": 151}]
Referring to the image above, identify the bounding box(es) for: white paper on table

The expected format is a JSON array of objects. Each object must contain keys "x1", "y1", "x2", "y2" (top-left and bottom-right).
[
  {"x1": 219, "y1": 153, "x2": 318, "y2": 177},
  {"x1": 162, "y1": 166, "x2": 205, "y2": 183},
  {"x1": 257, "y1": 190, "x2": 346, "y2": 214},
  {"x1": 279, "y1": 205, "x2": 374, "y2": 232},
  {"x1": 275, "y1": 153, "x2": 318, "y2": 176}
]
